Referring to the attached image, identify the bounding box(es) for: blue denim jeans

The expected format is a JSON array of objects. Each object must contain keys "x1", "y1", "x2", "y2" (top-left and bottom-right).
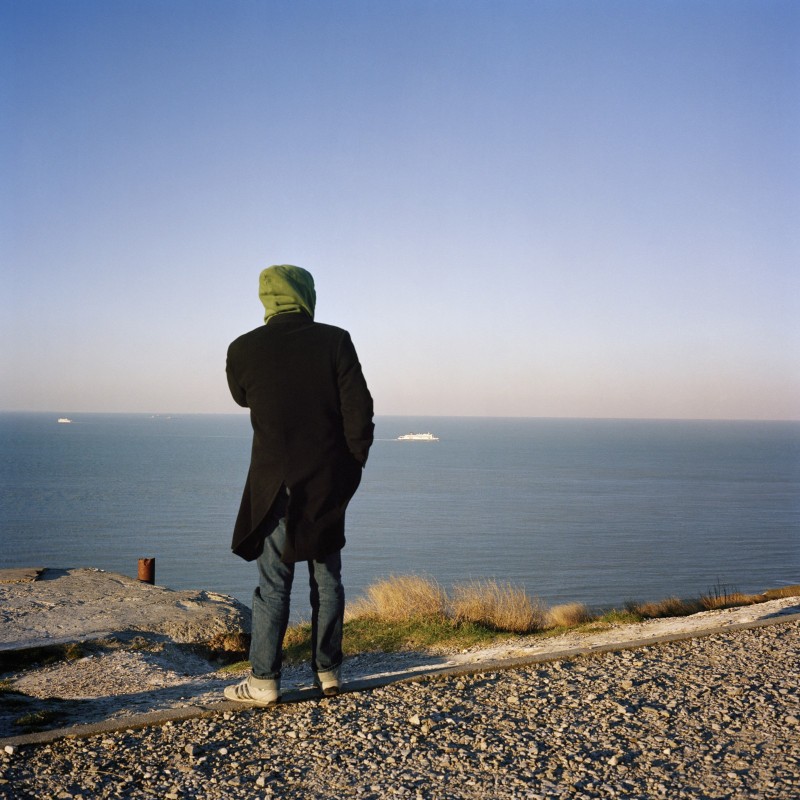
[{"x1": 250, "y1": 499, "x2": 345, "y2": 680}]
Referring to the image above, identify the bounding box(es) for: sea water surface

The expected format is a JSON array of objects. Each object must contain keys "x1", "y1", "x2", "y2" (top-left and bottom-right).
[{"x1": 1, "y1": 413, "x2": 798, "y2": 618}]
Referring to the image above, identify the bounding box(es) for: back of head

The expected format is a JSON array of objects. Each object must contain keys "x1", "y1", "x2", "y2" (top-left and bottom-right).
[{"x1": 259, "y1": 265, "x2": 316, "y2": 322}]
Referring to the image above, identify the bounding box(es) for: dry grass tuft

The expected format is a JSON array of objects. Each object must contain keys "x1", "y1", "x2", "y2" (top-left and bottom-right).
[
  {"x1": 341, "y1": 574, "x2": 792, "y2": 650},
  {"x1": 699, "y1": 580, "x2": 762, "y2": 611},
  {"x1": 346, "y1": 575, "x2": 447, "y2": 622},
  {"x1": 546, "y1": 602, "x2": 591, "y2": 628},
  {"x1": 700, "y1": 591, "x2": 759, "y2": 611},
  {"x1": 450, "y1": 580, "x2": 546, "y2": 633},
  {"x1": 206, "y1": 631, "x2": 250, "y2": 654},
  {"x1": 203, "y1": 631, "x2": 250, "y2": 663},
  {"x1": 761, "y1": 585, "x2": 800, "y2": 600},
  {"x1": 628, "y1": 596, "x2": 703, "y2": 619}
]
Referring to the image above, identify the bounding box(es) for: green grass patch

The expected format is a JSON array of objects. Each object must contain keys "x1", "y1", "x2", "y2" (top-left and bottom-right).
[
  {"x1": 14, "y1": 708, "x2": 71, "y2": 733},
  {"x1": 596, "y1": 609, "x2": 644, "y2": 625},
  {"x1": 342, "y1": 616, "x2": 507, "y2": 656},
  {"x1": 217, "y1": 660, "x2": 251, "y2": 674},
  {"x1": 283, "y1": 617, "x2": 509, "y2": 666}
]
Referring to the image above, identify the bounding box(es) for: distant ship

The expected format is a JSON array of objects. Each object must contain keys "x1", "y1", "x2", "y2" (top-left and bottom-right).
[
  {"x1": 57, "y1": 418, "x2": 72, "y2": 424},
  {"x1": 397, "y1": 432, "x2": 439, "y2": 441}
]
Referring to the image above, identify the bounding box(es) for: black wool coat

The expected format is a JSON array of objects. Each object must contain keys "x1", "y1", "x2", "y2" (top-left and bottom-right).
[{"x1": 226, "y1": 312, "x2": 374, "y2": 562}]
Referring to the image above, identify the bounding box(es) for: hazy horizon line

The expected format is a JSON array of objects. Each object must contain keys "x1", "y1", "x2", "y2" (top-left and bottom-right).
[{"x1": 2, "y1": 409, "x2": 798, "y2": 424}]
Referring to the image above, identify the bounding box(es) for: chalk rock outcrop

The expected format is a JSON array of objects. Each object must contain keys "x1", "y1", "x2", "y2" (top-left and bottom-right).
[{"x1": 0, "y1": 568, "x2": 250, "y2": 652}]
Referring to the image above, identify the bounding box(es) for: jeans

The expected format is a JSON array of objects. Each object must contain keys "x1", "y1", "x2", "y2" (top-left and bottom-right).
[{"x1": 249, "y1": 498, "x2": 345, "y2": 680}]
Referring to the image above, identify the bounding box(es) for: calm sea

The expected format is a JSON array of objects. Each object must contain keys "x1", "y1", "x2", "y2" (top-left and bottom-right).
[{"x1": 1, "y1": 413, "x2": 798, "y2": 619}]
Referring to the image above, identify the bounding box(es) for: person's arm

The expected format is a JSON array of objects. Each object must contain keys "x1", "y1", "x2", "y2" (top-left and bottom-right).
[
  {"x1": 337, "y1": 331, "x2": 374, "y2": 465},
  {"x1": 226, "y1": 345, "x2": 248, "y2": 408}
]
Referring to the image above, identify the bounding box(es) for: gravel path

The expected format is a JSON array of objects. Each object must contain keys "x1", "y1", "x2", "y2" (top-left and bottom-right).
[{"x1": 2, "y1": 619, "x2": 798, "y2": 799}]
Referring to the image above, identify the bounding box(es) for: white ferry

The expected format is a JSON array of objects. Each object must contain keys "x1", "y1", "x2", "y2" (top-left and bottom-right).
[
  {"x1": 57, "y1": 418, "x2": 73, "y2": 424},
  {"x1": 397, "y1": 432, "x2": 439, "y2": 441}
]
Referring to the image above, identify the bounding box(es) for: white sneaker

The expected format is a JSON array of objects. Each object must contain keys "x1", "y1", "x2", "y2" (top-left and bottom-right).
[
  {"x1": 224, "y1": 675, "x2": 280, "y2": 706},
  {"x1": 314, "y1": 667, "x2": 341, "y2": 696}
]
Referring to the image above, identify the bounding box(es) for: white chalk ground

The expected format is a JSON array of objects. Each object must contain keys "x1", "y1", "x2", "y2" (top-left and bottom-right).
[{"x1": 1, "y1": 568, "x2": 798, "y2": 738}]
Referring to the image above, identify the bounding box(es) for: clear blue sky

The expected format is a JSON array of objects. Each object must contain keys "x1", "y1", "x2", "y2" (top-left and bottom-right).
[{"x1": 2, "y1": 0, "x2": 798, "y2": 419}]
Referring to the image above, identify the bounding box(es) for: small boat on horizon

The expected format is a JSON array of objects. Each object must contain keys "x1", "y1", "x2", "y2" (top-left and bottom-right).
[
  {"x1": 57, "y1": 418, "x2": 72, "y2": 424},
  {"x1": 397, "y1": 432, "x2": 439, "y2": 441}
]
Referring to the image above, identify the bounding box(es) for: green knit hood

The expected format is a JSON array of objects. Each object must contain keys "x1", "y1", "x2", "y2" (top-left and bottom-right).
[{"x1": 259, "y1": 265, "x2": 316, "y2": 322}]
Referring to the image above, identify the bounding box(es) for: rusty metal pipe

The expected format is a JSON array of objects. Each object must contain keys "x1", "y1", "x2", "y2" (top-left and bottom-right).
[{"x1": 137, "y1": 557, "x2": 155, "y2": 584}]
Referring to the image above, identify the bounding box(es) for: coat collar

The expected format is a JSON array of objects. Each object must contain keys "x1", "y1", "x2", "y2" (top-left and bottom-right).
[{"x1": 265, "y1": 311, "x2": 313, "y2": 326}]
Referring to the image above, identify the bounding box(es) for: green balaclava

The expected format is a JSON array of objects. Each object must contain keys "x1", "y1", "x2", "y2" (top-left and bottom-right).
[{"x1": 259, "y1": 265, "x2": 316, "y2": 323}]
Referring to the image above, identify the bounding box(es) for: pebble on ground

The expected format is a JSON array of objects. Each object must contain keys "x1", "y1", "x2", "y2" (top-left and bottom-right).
[{"x1": 1, "y1": 621, "x2": 798, "y2": 799}]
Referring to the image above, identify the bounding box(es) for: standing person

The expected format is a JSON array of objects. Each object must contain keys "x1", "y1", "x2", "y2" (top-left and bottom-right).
[{"x1": 224, "y1": 265, "x2": 374, "y2": 706}]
